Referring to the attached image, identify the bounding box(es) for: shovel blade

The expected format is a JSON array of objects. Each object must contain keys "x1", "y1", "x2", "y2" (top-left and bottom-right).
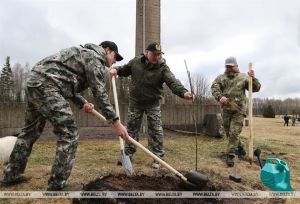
[
  {"x1": 229, "y1": 175, "x2": 242, "y2": 183},
  {"x1": 178, "y1": 180, "x2": 198, "y2": 190},
  {"x1": 185, "y1": 171, "x2": 208, "y2": 189},
  {"x1": 120, "y1": 152, "x2": 134, "y2": 176}
]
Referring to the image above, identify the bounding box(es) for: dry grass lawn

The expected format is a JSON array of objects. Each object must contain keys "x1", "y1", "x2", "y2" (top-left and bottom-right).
[{"x1": 0, "y1": 117, "x2": 299, "y2": 204}]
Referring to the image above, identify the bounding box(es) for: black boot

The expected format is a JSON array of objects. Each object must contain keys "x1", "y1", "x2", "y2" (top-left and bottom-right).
[
  {"x1": 226, "y1": 154, "x2": 235, "y2": 167},
  {"x1": 0, "y1": 175, "x2": 31, "y2": 187},
  {"x1": 237, "y1": 146, "x2": 246, "y2": 158}
]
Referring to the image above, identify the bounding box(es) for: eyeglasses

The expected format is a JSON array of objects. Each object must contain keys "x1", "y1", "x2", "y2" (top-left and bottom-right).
[
  {"x1": 150, "y1": 52, "x2": 161, "y2": 57},
  {"x1": 226, "y1": 65, "x2": 234, "y2": 68}
]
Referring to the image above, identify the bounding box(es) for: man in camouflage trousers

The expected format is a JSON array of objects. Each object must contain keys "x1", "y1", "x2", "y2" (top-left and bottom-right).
[
  {"x1": 1, "y1": 41, "x2": 129, "y2": 190},
  {"x1": 109, "y1": 42, "x2": 194, "y2": 169},
  {"x1": 211, "y1": 57, "x2": 261, "y2": 167}
]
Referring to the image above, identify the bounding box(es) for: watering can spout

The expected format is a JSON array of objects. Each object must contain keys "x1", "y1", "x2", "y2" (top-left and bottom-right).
[{"x1": 260, "y1": 158, "x2": 293, "y2": 191}]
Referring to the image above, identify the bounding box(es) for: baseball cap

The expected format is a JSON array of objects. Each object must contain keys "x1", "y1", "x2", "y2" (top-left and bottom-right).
[
  {"x1": 146, "y1": 42, "x2": 164, "y2": 54},
  {"x1": 99, "y1": 41, "x2": 123, "y2": 61},
  {"x1": 225, "y1": 56, "x2": 237, "y2": 66}
]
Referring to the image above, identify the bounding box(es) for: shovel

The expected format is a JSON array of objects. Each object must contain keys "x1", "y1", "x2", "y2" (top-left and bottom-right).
[
  {"x1": 91, "y1": 109, "x2": 209, "y2": 190},
  {"x1": 111, "y1": 76, "x2": 133, "y2": 176},
  {"x1": 248, "y1": 62, "x2": 254, "y2": 164}
]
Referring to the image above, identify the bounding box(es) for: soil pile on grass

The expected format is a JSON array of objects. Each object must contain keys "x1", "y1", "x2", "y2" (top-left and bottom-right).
[
  {"x1": 72, "y1": 173, "x2": 285, "y2": 204},
  {"x1": 73, "y1": 173, "x2": 219, "y2": 204}
]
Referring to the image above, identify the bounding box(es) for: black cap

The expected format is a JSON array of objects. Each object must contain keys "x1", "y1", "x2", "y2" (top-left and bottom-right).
[
  {"x1": 146, "y1": 42, "x2": 164, "y2": 54},
  {"x1": 99, "y1": 41, "x2": 123, "y2": 61}
]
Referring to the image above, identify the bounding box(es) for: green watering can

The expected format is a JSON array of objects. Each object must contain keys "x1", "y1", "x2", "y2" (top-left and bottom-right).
[{"x1": 260, "y1": 157, "x2": 293, "y2": 191}]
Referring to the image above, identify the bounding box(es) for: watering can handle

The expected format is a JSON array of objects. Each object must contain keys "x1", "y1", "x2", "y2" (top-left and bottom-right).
[
  {"x1": 265, "y1": 158, "x2": 281, "y2": 164},
  {"x1": 265, "y1": 158, "x2": 289, "y2": 172}
]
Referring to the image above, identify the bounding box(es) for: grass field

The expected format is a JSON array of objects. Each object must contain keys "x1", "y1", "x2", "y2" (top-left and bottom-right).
[{"x1": 0, "y1": 117, "x2": 299, "y2": 204}]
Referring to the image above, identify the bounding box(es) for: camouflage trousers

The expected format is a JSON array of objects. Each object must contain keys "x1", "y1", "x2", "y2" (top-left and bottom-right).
[
  {"x1": 125, "y1": 104, "x2": 165, "y2": 159},
  {"x1": 222, "y1": 110, "x2": 245, "y2": 155},
  {"x1": 3, "y1": 83, "x2": 79, "y2": 190}
]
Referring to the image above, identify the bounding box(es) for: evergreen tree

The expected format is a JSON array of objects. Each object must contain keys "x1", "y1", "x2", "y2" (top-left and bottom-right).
[
  {"x1": 0, "y1": 56, "x2": 14, "y2": 101},
  {"x1": 263, "y1": 104, "x2": 276, "y2": 118}
]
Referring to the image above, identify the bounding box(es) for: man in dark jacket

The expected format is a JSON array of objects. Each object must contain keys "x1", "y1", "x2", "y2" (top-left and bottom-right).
[
  {"x1": 1, "y1": 41, "x2": 129, "y2": 190},
  {"x1": 109, "y1": 42, "x2": 193, "y2": 169},
  {"x1": 284, "y1": 114, "x2": 290, "y2": 126}
]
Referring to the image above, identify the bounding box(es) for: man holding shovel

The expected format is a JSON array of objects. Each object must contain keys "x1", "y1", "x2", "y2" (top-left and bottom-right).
[
  {"x1": 211, "y1": 57, "x2": 261, "y2": 167},
  {"x1": 109, "y1": 42, "x2": 194, "y2": 169},
  {"x1": 1, "y1": 41, "x2": 129, "y2": 190}
]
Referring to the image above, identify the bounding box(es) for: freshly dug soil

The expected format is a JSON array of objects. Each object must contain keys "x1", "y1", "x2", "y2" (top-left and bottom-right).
[{"x1": 72, "y1": 173, "x2": 220, "y2": 204}]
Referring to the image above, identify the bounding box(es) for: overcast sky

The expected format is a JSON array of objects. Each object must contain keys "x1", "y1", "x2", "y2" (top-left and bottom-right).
[{"x1": 0, "y1": 0, "x2": 300, "y2": 99}]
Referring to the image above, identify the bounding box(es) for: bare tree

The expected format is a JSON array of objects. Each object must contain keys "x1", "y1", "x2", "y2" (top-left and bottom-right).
[
  {"x1": 10, "y1": 62, "x2": 31, "y2": 102},
  {"x1": 12, "y1": 63, "x2": 24, "y2": 101},
  {"x1": 251, "y1": 97, "x2": 300, "y2": 116},
  {"x1": 162, "y1": 73, "x2": 212, "y2": 105},
  {"x1": 191, "y1": 73, "x2": 211, "y2": 104},
  {"x1": 162, "y1": 83, "x2": 177, "y2": 104}
]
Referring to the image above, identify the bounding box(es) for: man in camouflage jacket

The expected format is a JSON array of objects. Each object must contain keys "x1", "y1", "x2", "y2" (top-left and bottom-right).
[
  {"x1": 109, "y1": 42, "x2": 194, "y2": 169},
  {"x1": 1, "y1": 41, "x2": 129, "y2": 190},
  {"x1": 211, "y1": 57, "x2": 261, "y2": 167}
]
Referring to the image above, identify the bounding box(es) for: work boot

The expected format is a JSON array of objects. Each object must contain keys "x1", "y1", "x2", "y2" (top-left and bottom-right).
[
  {"x1": 0, "y1": 175, "x2": 31, "y2": 187},
  {"x1": 226, "y1": 154, "x2": 235, "y2": 167},
  {"x1": 151, "y1": 161, "x2": 161, "y2": 169},
  {"x1": 47, "y1": 184, "x2": 64, "y2": 191},
  {"x1": 47, "y1": 180, "x2": 68, "y2": 191},
  {"x1": 237, "y1": 146, "x2": 246, "y2": 159}
]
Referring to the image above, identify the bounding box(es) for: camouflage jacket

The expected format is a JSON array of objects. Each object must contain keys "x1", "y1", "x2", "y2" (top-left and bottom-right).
[
  {"x1": 27, "y1": 43, "x2": 117, "y2": 123},
  {"x1": 211, "y1": 71, "x2": 261, "y2": 114},
  {"x1": 115, "y1": 54, "x2": 188, "y2": 106}
]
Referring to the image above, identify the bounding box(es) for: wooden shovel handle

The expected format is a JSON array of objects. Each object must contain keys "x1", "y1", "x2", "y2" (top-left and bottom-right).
[
  {"x1": 91, "y1": 109, "x2": 188, "y2": 182},
  {"x1": 111, "y1": 76, "x2": 125, "y2": 150},
  {"x1": 248, "y1": 62, "x2": 253, "y2": 164},
  {"x1": 126, "y1": 136, "x2": 187, "y2": 182}
]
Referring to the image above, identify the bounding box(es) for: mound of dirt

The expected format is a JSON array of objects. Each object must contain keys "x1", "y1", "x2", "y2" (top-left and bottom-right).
[
  {"x1": 72, "y1": 173, "x2": 285, "y2": 204},
  {"x1": 72, "y1": 173, "x2": 219, "y2": 204}
]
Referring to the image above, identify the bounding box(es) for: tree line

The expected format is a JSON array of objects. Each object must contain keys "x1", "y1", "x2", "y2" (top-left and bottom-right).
[
  {"x1": 0, "y1": 57, "x2": 30, "y2": 102},
  {"x1": 1, "y1": 56, "x2": 299, "y2": 116}
]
